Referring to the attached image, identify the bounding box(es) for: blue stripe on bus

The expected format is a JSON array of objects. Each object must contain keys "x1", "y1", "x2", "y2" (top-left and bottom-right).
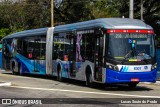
[
  {"x1": 15, "y1": 54, "x2": 46, "y2": 75},
  {"x1": 106, "y1": 68, "x2": 157, "y2": 83}
]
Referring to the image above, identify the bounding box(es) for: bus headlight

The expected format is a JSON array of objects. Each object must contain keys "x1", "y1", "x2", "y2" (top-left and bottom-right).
[
  {"x1": 151, "y1": 63, "x2": 157, "y2": 70},
  {"x1": 106, "y1": 63, "x2": 119, "y2": 71}
]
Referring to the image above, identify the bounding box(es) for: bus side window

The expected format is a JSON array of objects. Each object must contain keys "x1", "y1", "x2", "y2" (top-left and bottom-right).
[
  {"x1": 70, "y1": 36, "x2": 76, "y2": 61},
  {"x1": 80, "y1": 35, "x2": 85, "y2": 61},
  {"x1": 85, "y1": 34, "x2": 95, "y2": 62},
  {"x1": 53, "y1": 44, "x2": 58, "y2": 60},
  {"x1": 17, "y1": 39, "x2": 22, "y2": 54},
  {"x1": 27, "y1": 47, "x2": 33, "y2": 53},
  {"x1": 3, "y1": 42, "x2": 7, "y2": 56},
  {"x1": 27, "y1": 47, "x2": 33, "y2": 59},
  {"x1": 63, "y1": 36, "x2": 71, "y2": 61},
  {"x1": 39, "y1": 37, "x2": 46, "y2": 60}
]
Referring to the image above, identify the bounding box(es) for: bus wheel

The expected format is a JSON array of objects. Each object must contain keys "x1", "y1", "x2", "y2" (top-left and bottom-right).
[
  {"x1": 57, "y1": 65, "x2": 63, "y2": 81},
  {"x1": 18, "y1": 64, "x2": 22, "y2": 75},
  {"x1": 86, "y1": 71, "x2": 94, "y2": 87},
  {"x1": 128, "y1": 82, "x2": 138, "y2": 88},
  {"x1": 12, "y1": 63, "x2": 16, "y2": 75}
]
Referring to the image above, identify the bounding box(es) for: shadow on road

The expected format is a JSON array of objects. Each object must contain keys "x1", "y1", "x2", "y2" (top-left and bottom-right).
[{"x1": 2, "y1": 72, "x2": 153, "y2": 91}]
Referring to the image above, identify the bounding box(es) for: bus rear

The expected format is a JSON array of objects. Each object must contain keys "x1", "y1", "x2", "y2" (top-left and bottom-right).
[{"x1": 105, "y1": 29, "x2": 157, "y2": 87}]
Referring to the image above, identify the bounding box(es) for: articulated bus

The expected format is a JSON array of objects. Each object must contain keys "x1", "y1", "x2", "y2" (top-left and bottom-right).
[{"x1": 2, "y1": 18, "x2": 157, "y2": 88}]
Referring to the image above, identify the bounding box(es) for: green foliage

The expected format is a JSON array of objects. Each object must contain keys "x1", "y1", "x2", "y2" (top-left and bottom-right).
[
  {"x1": 0, "y1": 28, "x2": 10, "y2": 40},
  {"x1": 89, "y1": 0, "x2": 120, "y2": 18},
  {"x1": 0, "y1": 0, "x2": 51, "y2": 32},
  {"x1": 0, "y1": 0, "x2": 26, "y2": 32},
  {"x1": 24, "y1": 0, "x2": 51, "y2": 28},
  {"x1": 0, "y1": 0, "x2": 159, "y2": 38},
  {"x1": 54, "y1": 0, "x2": 94, "y2": 24}
]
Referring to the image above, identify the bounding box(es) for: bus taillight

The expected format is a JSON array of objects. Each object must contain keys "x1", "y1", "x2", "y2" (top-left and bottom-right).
[{"x1": 131, "y1": 78, "x2": 139, "y2": 82}]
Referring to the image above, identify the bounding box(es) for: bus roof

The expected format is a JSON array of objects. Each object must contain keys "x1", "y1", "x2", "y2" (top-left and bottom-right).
[{"x1": 3, "y1": 18, "x2": 153, "y2": 39}]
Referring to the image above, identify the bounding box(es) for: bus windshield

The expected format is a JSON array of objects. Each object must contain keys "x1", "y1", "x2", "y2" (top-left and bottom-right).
[{"x1": 108, "y1": 33, "x2": 155, "y2": 60}]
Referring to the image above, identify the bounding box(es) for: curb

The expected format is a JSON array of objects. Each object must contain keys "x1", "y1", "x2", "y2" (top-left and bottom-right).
[
  {"x1": 142, "y1": 81, "x2": 160, "y2": 86},
  {"x1": 154, "y1": 81, "x2": 160, "y2": 85},
  {"x1": 0, "y1": 82, "x2": 11, "y2": 86}
]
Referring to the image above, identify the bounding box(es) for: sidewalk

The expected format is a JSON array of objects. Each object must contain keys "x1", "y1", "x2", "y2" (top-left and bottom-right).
[
  {"x1": 155, "y1": 81, "x2": 160, "y2": 85},
  {"x1": 0, "y1": 82, "x2": 11, "y2": 86},
  {"x1": 143, "y1": 80, "x2": 160, "y2": 85}
]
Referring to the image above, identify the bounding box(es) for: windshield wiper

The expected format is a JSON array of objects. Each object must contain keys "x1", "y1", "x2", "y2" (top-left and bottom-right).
[{"x1": 121, "y1": 50, "x2": 133, "y2": 64}]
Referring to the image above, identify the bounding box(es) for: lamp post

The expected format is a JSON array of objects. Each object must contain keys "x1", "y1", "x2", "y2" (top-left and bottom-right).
[
  {"x1": 51, "y1": 0, "x2": 54, "y2": 27},
  {"x1": 141, "y1": 0, "x2": 143, "y2": 21},
  {"x1": 129, "y1": 0, "x2": 134, "y2": 19}
]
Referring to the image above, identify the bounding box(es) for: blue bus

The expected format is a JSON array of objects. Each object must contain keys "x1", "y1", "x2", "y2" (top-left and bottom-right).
[{"x1": 2, "y1": 18, "x2": 157, "y2": 88}]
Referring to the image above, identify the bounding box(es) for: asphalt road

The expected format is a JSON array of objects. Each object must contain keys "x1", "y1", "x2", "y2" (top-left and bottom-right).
[{"x1": 0, "y1": 70, "x2": 160, "y2": 107}]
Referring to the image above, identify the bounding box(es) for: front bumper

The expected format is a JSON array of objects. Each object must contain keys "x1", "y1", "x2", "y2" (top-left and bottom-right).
[{"x1": 105, "y1": 68, "x2": 157, "y2": 83}]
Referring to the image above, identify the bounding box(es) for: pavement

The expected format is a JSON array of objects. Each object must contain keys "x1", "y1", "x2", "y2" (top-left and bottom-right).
[
  {"x1": 142, "y1": 81, "x2": 160, "y2": 86},
  {"x1": 0, "y1": 69, "x2": 160, "y2": 86},
  {"x1": 0, "y1": 82, "x2": 11, "y2": 86},
  {"x1": 155, "y1": 80, "x2": 160, "y2": 85}
]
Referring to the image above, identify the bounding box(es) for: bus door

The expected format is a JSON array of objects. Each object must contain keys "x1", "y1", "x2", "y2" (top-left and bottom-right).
[
  {"x1": 94, "y1": 35, "x2": 104, "y2": 81},
  {"x1": 69, "y1": 36, "x2": 77, "y2": 77},
  {"x1": 33, "y1": 39, "x2": 41, "y2": 72}
]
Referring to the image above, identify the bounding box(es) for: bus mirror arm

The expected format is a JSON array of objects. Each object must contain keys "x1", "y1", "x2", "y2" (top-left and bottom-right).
[
  {"x1": 100, "y1": 28, "x2": 104, "y2": 35},
  {"x1": 95, "y1": 28, "x2": 104, "y2": 35}
]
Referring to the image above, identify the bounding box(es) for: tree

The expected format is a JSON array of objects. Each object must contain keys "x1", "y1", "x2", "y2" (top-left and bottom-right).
[
  {"x1": 105, "y1": 0, "x2": 160, "y2": 35},
  {"x1": 54, "y1": 0, "x2": 93, "y2": 24},
  {"x1": 24, "y1": 0, "x2": 50, "y2": 28},
  {"x1": 0, "y1": 28, "x2": 10, "y2": 40},
  {"x1": 0, "y1": 0, "x2": 159, "y2": 38},
  {"x1": 89, "y1": 0, "x2": 120, "y2": 18},
  {"x1": 0, "y1": 0, "x2": 26, "y2": 32}
]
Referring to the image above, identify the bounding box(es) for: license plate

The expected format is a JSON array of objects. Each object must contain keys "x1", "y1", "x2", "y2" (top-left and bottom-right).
[{"x1": 131, "y1": 78, "x2": 139, "y2": 82}]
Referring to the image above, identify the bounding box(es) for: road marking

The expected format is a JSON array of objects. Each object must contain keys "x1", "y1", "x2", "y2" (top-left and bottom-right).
[
  {"x1": 0, "y1": 82, "x2": 11, "y2": 86},
  {"x1": 7, "y1": 85, "x2": 160, "y2": 98}
]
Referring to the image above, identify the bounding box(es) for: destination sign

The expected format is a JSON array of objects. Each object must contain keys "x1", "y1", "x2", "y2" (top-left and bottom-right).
[{"x1": 114, "y1": 34, "x2": 148, "y2": 38}]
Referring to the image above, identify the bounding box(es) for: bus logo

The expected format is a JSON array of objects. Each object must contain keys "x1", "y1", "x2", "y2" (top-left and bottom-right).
[{"x1": 144, "y1": 66, "x2": 148, "y2": 70}]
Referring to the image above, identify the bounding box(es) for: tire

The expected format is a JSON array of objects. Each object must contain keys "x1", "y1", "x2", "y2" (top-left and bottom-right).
[
  {"x1": 128, "y1": 82, "x2": 138, "y2": 88},
  {"x1": 12, "y1": 64, "x2": 16, "y2": 75},
  {"x1": 86, "y1": 71, "x2": 94, "y2": 87},
  {"x1": 18, "y1": 64, "x2": 23, "y2": 75},
  {"x1": 57, "y1": 65, "x2": 63, "y2": 81}
]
